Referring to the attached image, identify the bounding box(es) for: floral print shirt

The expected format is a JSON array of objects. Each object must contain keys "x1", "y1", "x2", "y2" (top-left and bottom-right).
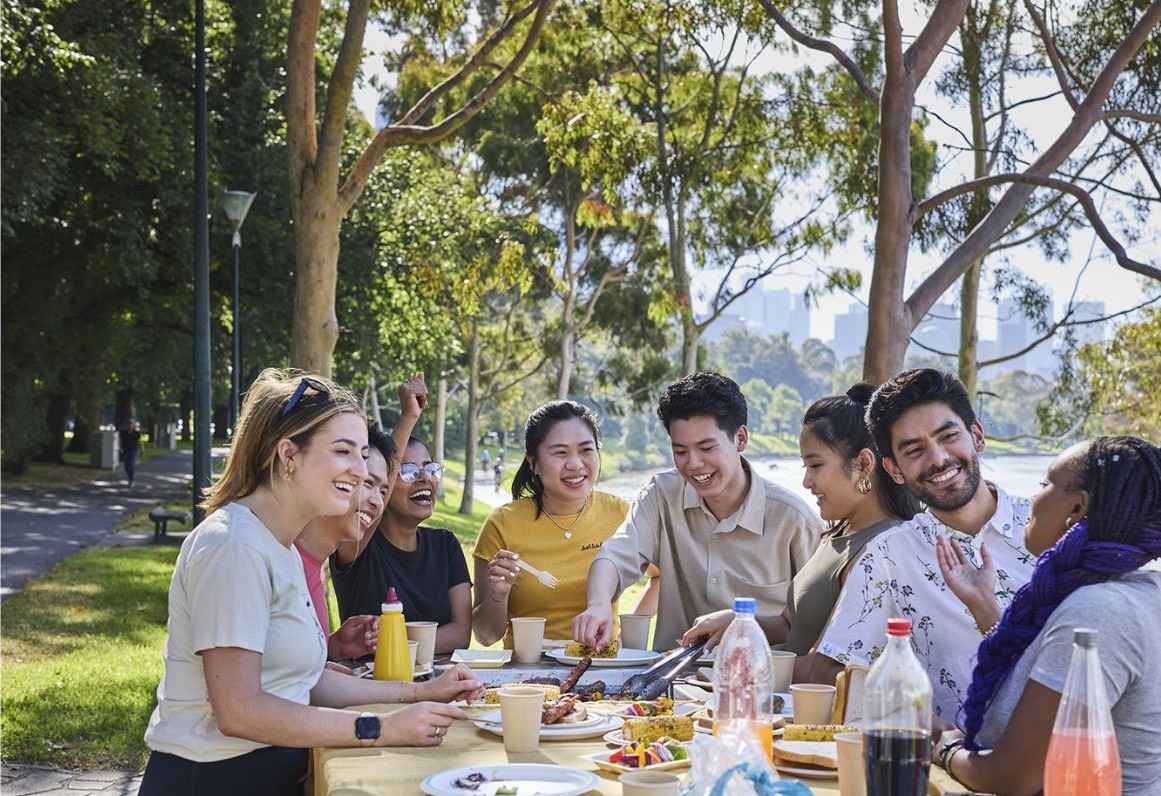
[{"x1": 816, "y1": 484, "x2": 1034, "y2": 721}]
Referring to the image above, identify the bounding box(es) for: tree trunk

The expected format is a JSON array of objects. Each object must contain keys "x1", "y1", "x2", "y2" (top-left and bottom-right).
[
  {"x1": 434, "y1": 372, "x2": 447, "y2": 498},
  {"x1": 959, "y1": 260, "x2": 981, "y2": 397},
  {"x1": 38, "y1": 392, "x2": 71, "y2": 464},
  {"x1": 459, "y1": 319, "x2": 481, "y2": 514},
  {"x1": 557, "y1": 322, "x2": 574, "y2": 400},
  {"x1": 288, "y1": 189, "x2": 342, "y2": 376},
  {"x1": 67, "y1": 413, "x2": 90, "y2": 454}
]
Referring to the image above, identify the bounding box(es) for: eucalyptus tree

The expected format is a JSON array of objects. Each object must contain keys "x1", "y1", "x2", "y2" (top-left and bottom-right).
[
  {"x1": 285, "y1": 0, "x2": 554, "y2": 376},
  {"x1": 758, "y1": 0, "x2": 1161, "y2": 383}
]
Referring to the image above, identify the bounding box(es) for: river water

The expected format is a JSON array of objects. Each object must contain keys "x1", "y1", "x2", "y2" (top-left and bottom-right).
[{"x1": 599, "y1": 453, "x2": 1053, "y2": 508}]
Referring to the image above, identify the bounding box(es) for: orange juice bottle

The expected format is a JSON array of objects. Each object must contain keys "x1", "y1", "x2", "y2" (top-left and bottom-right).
[
  {"x1": 1043, "y1": 628, "x2": 1121, "y2": 796},
  {"x1": 713, "y1": 597, "x2": 775, "y2": 761},
  {"x1": 372, "y1": 587, "x2": 411, "y2": 681}
]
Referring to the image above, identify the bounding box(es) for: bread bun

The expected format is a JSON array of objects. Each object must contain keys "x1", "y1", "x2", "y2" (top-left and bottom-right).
[{"x1": 772, "y1": 740, "x2": 838, "y2": 769}]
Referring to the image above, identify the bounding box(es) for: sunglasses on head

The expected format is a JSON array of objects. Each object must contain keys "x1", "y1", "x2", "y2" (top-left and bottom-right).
[
  {"x1": 398, "y1": 462, "x2": 444, "y2": 483},
  {"x1": 280, "y1": 376, "x2": 331, "y2": 418}
]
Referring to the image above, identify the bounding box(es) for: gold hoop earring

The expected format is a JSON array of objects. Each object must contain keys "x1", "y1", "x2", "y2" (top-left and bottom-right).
[
  {"x1": 857, "y1": 478, "x2": 872, "y2": 495},
  {"x1": 1065, "y1": 515, "x2": 1075, "y2": 530},
  {"x1": 284, "y1": 465, "x2": 294, "y2": 482}
]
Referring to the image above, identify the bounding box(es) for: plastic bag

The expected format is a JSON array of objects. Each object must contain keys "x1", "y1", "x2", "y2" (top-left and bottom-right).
[{"x1": 678, "y1": 724, "x2": 811, "y2": 796}]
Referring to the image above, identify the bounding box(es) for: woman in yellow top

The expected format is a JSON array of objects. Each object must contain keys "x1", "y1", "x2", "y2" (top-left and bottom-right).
[{"x1": 473, "y1": 401, "x2": 630, "y2": 647}]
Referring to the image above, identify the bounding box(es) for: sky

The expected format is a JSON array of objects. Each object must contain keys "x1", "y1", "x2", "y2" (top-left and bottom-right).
[{"x1": 353, "y1": 13, "x2": 1159, "y2": 344}]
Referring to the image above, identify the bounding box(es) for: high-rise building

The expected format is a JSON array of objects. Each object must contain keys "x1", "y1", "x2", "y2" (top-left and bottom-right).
[
  {"x1": 831, "y1": 304, "x2": 869, "y2": 362},
  {"x1": 705, "y1": 285, "x2": 811, "y2": 345},
  {"x1": 909, "y1": 302, "x2": 961, "y2": 358}
]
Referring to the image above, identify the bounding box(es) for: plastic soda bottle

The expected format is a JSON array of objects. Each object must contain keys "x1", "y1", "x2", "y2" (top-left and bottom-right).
[
  {"x1": 371, "y1": 587, "x2": 411, "y2": 681},
  {"x1": 1044, "y1": 628, "x2": 1121, "y2": 796},
  {"x1": 713, "y1": 597, "x2": 776, "y2": 760},
  {"x1": 863, "y1": 617, "x2": 933, "y2": 796}
]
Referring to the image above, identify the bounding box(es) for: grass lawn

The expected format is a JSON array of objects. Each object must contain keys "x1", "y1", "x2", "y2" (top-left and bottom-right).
[{"x1": 0, "y1": 546, "x2": 177, "y2": 770}]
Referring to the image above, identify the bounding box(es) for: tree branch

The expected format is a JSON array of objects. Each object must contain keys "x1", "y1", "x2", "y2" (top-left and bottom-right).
[
  {"x1": 904, "y1": 0, "x2": 970, "y2": 86},
  {"x1": 755, "y1": 1, "x2": 880, "y2": 104}
]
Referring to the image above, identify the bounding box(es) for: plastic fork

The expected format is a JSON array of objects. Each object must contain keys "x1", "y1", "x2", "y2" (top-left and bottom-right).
[{"x1": 514, "y1": 558, "x2": 559, "y2": 588}]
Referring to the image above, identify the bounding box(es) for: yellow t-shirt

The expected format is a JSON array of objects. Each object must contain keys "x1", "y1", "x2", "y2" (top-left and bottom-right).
[{"x1": 473, "y1": 490, "x2": 630, "y2": 648}]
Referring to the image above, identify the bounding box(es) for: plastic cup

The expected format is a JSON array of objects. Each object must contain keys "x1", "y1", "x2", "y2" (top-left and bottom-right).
[
  {"x1": 407, "y1": 640, "x2": 418, "y2": 675},
  {"x1": 510, "y1": 617, "x2": 546, "y2": 664},
  {"x1": 771, "y1": 650, "x2": 796, "y2": 692},
  {"x1": 497, "y1": 686, "x2": 545, "y2": 752},
  {"x1": 834, "y1": 731, "x2": 867, "y2": 796},
  {"x1": 620, "y1": 770, "x2": 681, "y2": 796},
  {"x1": 790, "y1": 683, "x2": 836, "y2": 725},
  {"x1": 619, "y1": 613, "x2": 653, "y2": 650},
  {"x1": 406, "y1": 621, "x2": 438, "y2": 669}
]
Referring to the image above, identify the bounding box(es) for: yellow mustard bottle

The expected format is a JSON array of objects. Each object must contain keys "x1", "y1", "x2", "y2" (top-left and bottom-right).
[{"x1": 372, "y1": 587, "x2": 412, "y2": 681}]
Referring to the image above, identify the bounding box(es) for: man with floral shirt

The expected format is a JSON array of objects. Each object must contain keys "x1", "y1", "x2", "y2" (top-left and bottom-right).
[{"x1": 814, "y1": 368, "x2": 1035, "y2": 720}]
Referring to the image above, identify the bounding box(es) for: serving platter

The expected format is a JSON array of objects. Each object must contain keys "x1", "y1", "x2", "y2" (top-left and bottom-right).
[
  {"x1": 546, "y1": 648, "x2": 662, "y2": 667},
  {"x1": 421, "y1": 764, "x2": 599, "y2": 796}
]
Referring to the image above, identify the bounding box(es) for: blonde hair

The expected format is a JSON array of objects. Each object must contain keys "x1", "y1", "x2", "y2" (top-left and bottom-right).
[{"x1": 202, "y1": 369, "x2": 363, "y2": 513}]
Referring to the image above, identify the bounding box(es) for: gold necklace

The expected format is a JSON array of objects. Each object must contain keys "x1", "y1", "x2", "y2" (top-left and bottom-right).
[{"x1": 543, "y1": 494, "x2": 590, "y2": 540}]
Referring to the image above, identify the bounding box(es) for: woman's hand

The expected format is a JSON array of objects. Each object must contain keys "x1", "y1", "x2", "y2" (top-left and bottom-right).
[
  {"x1": 680, "y1": 609, "x2": 733, "y2": 652},
  {"x1": 417, "y1": 664, "x2": 484, "y2": 703},
  {"x1": 398, "y1": 373, "x2": 428, "y2": 419},
  {"x1": 328, "y1": 615, "x2": 379, "y2": 660},
  {"x1": 378, "y1": 702, "x2": 467, "y2": 747},
  {"x1": 484, "y1": 550, "x2": 521, "y2": 599}
]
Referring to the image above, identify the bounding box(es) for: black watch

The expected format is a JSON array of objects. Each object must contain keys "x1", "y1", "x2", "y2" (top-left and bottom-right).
[{"x1": 354, "y1": 713, "x2": 380, "y2": 744}]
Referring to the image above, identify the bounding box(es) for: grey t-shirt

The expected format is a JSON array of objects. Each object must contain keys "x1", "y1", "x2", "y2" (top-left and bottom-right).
[{"x1": 977, "y1": 568, "x2": 1161, "y2": 794}]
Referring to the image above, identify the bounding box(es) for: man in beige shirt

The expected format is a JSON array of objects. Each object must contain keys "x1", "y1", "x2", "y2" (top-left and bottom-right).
[{"x1": 571, "y1": 373, "x2": 823, "y2": 651}]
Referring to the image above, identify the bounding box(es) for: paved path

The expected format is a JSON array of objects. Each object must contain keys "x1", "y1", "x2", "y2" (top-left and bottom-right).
[{"x1": 1, "y1": 449, "x2": 209, "y2": 795}]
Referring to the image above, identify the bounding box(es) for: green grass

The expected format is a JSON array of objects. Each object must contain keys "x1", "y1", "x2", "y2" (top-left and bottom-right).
[{"x1": 0, "y1": 546, "x2": 177, "y2": 770}]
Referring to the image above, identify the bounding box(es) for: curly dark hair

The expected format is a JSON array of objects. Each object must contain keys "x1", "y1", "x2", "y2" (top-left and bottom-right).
[
  {"x1": 656, "y1": 372, "x2": 747, "y2": 437},
  {"x1": 865, "y1": 368, "x2": 976, "y2": 461},
  {"x1": 961, "y1": 436, "x2": 1161, "y2": 748}
]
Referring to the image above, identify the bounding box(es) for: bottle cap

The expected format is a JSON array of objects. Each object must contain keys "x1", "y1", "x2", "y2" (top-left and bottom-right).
[
  {"x1": 886, "y1": 618, "x2": 912, "y2": 637},
  {"x1": 733, "y1": 597, "x2": 757, "y2": 614},
  {"x1": 1073, "y1": 628, "x2": 1098, "y2": 648},
  {"x1": 382, "y1": 587, "x2": 403, "y2": 613}
]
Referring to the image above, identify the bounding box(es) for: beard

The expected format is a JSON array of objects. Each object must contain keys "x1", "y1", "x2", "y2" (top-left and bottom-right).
[{"x1": 907, "y1": 455, "x2": 983, "y2": 512}]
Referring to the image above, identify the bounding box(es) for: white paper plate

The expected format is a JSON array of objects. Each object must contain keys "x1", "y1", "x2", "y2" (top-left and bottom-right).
[
  {"x1": 471, "y1": 707, "x2": 608, "y2": 731},
  {"x1": 773, "y1": 763, "x2": 838, "y2": 779},
  {"x1": 602, "y1": 728, "x2": 699, "y2": 746},
  {"x1": 450, "y1": 649, "x2": 512, "y2": 669},
  {"x1": 474, "y1": 710, "x2": 622, "y2": 740},
  {"x1": 579, "y1": 750, "x2": 691, "y2": 775},
  {"x1": 547, "y1": 648, "x2": 662, "y2": 667},
  {"x1": 421, "y1": 764, "x2": 600, "y2": 796}
]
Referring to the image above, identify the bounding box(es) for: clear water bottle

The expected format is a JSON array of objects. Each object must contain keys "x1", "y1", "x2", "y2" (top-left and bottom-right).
[
  {"x1": 713, "y1": 597, "x2": 775, "y2": 760},
  {"x1": 863, "y1": 617, "x2": 932, "y2": 796},
  {"x1": 1044, "y1": 628, "x2": 1121, "y2": 796}
]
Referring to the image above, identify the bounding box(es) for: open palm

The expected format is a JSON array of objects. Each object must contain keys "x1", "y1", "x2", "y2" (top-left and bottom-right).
[{"x1": 935, "y1": 535, "x2": 996, "y2": 610}]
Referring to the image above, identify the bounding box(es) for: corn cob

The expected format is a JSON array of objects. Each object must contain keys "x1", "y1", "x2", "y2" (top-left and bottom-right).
[
  {"x1": 622, "y1": 715, "x2": 694, "y2": 742},
  {"x1": 565, "y1": 640, "x2": 620, "y2": 658},
  {"x1": 483, "y1": 684, "x2": 561, "y2": 704},
  {"x1": 781, "y1": 723, "x2": 858, "y2": 742}
]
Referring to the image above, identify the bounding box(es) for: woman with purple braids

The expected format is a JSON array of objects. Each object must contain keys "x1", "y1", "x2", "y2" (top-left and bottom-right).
[{"x1": 930, "y1": 436, "x2": 1161, "y2": 795}]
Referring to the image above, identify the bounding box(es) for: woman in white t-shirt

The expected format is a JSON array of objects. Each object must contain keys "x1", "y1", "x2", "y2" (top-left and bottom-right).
[{"x1": 140, "y1": 370, "x2": 483, "y2": 796}]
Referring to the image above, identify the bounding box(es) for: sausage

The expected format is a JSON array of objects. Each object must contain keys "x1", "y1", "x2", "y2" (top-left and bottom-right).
[{"x1": 560, "y1": 656, "x2": 592, "y2": 693}]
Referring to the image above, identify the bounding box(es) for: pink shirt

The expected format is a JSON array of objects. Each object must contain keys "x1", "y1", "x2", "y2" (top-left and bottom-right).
[{"x1": 293, "y1": 542, "x2": 331, "y2": 636}]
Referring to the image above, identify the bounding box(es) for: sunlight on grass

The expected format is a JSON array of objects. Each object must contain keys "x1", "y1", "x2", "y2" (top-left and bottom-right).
[{"x1": 1, "y1": 546, "x2": 176, "y2": 769}]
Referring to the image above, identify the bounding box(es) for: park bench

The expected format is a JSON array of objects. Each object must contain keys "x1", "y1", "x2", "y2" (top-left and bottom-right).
[{"x1": 149, "y1": 507, "x2": 192, "y2": 542}]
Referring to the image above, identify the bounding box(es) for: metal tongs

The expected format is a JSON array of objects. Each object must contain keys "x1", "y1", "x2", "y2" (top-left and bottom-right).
[{"x1": 618, "y1": 635, "x2": 708, "y2": 700}]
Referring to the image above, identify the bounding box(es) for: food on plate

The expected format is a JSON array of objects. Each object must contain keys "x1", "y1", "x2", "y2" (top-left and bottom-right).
[
  {"x1": 699, "y1": 714, "x2": 786, "y2": 733},
  {"x1": 482, "y1": 684, "x2": 561, "y2": 704},
  {"x1": 622, "y1": 715, "x2": 694, "y2": 742},
  {"x1": 572, "y1": 680, "x2": 607, "y2": 700},
  {"x1": 564, "y1": 639, "x2": 619, "y2": 658},
  {"x1": 451, "y1": 771, "x2": 487, "y2": 790},
  {"x1": 782, "y1": 723, "x2": 858, "y2": 742},
  {"x1": 772, "y1": 739, "x2": 839, "y2": 771},
  {"x1": 495, "y1": 787, "x2": 518, "y2": 795},
  {"x1": 541, "y1": 694, "x2": 589, "y2": 725},
  {"x1": 559, "y1": 657, "x2": 592, "y2": 692},
  {"x1": 621, "y1": 697, "x2": 674, "y2": 717},
  {"x1": 608, "y1": 737, "x2": 689, "y2": 769}
]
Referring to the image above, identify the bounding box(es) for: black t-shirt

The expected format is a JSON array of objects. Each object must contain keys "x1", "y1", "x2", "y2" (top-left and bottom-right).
[{"x1": 330, "y1": 527, "x2": 471, "y2": 626}]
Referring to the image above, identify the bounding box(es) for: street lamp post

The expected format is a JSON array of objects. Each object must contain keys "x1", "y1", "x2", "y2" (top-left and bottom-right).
[{"x1": 222, "y1": 190, "x2": 256, "y2": 437}]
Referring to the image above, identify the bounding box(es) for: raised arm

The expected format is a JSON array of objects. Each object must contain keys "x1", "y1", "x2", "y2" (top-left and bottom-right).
[{"x1": 935, "y1": 535, "x2": 1002, "y2": 635}]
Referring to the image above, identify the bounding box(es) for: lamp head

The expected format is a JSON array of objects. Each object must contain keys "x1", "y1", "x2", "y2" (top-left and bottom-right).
[{"x1": 222, "y1": 190, "x2": 256, "y2": 230}]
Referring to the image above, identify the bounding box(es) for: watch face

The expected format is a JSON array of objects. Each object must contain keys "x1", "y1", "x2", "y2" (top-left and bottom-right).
[{"x1": 355, "y1": 715, "x2": 380, "y2": 740}]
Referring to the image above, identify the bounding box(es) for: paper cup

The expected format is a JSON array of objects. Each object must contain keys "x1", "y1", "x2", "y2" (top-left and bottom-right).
[
  {"x1": 834, "y1": 731, "x2": 867, "y2": 796},
  {"x1": 620, "y1": 770, "x2": 681, "y2": 796},
  {"x1": 510, "y1": 617, "x2": 546, "y2": 663},
  {"x1": 619, "y1": 613, "x2": 653, "y2": 650},
  {"x1": 406, "y1": 621, "x2": 438, "y2": 669},
  {"x1": 497, "y1": 686, "x2": 545, "y2": 753},
  {"x1": 789, "y1": 683, "x2": 836, "y2": 725},
  {"x1": 771, "y1": 650, "x2": 796, "y2": 692},
  {"x1": 407, "y1": 640, "x2": 418, "y2": 675}
]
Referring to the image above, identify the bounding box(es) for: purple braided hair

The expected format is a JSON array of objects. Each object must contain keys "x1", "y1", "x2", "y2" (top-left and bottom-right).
[{"x1": 961, "y1": 436, "x2": 1161, "y2": 749}]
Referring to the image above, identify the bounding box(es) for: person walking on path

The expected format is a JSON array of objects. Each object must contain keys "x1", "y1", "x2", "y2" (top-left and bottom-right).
[{"x1": 119, "y1": 420, "x2": 144, "y2": 487}]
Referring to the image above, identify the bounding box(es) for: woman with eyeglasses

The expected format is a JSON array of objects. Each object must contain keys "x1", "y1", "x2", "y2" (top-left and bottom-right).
[
  {"x1": 331, "y1": 435, "x2": 473, "y2": 654},
  {"x1": 139, "y1": 370, "x2": 482, "y2": 796},
  {"x1": 472, "y1": 400, "x2": 630, "y2": 648}
]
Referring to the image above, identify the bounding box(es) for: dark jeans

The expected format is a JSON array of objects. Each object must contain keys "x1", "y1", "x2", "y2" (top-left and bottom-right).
[
  {"x1": 124, "y1": 450, "x2": 138, "y2": 485},
  {"x1": 138, "y1": 747, "x2": 307, "y2": 796}
]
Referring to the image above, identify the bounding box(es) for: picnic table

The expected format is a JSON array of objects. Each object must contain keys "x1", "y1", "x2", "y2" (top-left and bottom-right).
[{"x1": 312, "y1": 657, "x2": 974, "y2": 795}]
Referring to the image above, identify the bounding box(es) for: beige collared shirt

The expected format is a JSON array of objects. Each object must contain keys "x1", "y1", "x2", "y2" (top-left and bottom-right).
[{"x1": 595, "y1": 458, "x2": 824, "y2": 650}]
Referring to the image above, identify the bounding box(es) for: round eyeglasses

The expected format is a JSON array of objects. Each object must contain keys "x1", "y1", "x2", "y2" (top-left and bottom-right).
[{"x1": 398, "y1": 462, "x2": 444, "y2": 483}]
